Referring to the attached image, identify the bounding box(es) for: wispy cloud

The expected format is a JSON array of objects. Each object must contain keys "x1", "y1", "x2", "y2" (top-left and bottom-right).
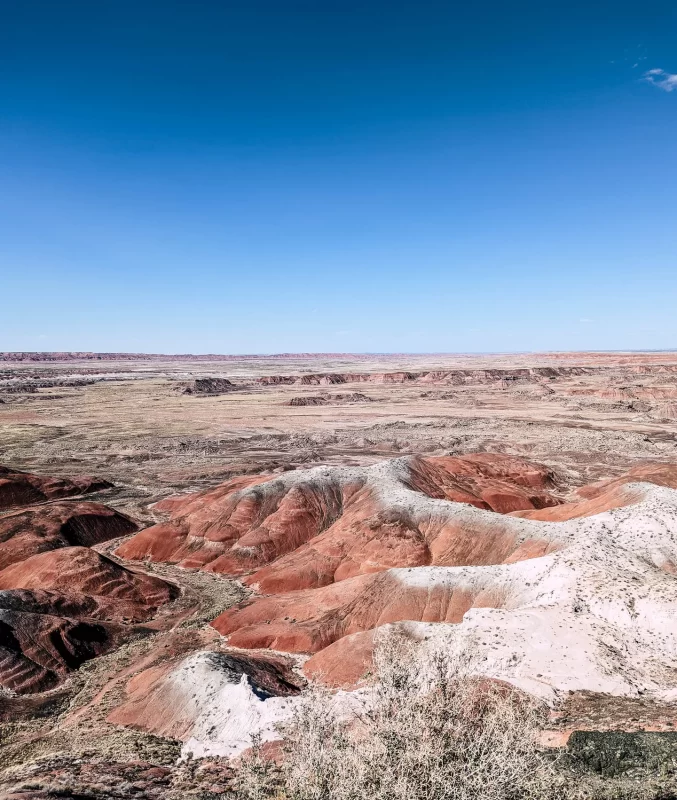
[{"x1": 643, "y1": 68, "x2": 677, "y2": 92}]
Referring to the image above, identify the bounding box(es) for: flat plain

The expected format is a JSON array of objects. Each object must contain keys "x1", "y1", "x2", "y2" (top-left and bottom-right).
[{"x1": 3, "y1": 350, "x2": 677, "y2": 507}]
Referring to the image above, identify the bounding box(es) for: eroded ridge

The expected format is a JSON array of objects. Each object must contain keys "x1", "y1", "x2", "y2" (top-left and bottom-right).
[
  {"x1": 118, "y1": 457, "x2": 677, "y2": 707},
  {"x1": 116, "y1": 454, "x2": 562, "y2": 592},
  {"x1": 0, "y1": 465, "x2": 176, "y2": 694},
  {"x1": 0, "y1": 464, "x2": 112, "y2": 511}
]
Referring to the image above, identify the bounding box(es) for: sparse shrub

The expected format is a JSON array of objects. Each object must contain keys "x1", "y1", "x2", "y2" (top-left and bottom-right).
[
  {"x1": 233, "y1": 733, "x2": 281, "y2": 800},
  {"x1": 235, "y1": 632, "x2": 560, "y2": 800}
]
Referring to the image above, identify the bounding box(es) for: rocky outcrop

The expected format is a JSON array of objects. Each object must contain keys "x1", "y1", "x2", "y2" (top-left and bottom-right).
[
  {"x1": 258, "y1": 366, "x2": 605, "y2": 387},
  {"x1": 179, "y1": 378, "x2": 238, "y2": 395},
  {"x1": 287, "y1": 393, "x2": 373, "y2": 406},
  {"x1": 288, "y1": 395, "x2": 329, "y2": 406}
]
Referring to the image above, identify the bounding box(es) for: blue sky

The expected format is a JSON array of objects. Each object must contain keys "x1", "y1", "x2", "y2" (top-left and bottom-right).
[{"x1": 1, "y1": 1, "x2": 676, "y2": 354}]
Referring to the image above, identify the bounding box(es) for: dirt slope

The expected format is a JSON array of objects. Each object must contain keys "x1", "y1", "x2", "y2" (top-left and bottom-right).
[
  {"x1": 0, "y1": 467, "x2": 175, "y2": 695},
  {"x1": 0, "y1": 465, "x2": 111, "y2": 511},
  {"x1": 116, "y1": 453, "x2": 561, "y2": 593}
]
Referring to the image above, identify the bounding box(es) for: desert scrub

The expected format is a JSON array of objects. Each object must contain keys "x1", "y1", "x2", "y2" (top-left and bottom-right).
[{"x1": 235, "y1": 633, "x2": 560, "y2": 800}]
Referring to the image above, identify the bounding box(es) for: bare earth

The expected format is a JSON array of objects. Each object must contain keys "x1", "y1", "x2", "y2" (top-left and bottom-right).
[
  {"x1": 3, "y1": 351, "x2": 677, "y2": 508},
  {"x1": 2, "y1": 351, "x2": 677, "y2": 798}
]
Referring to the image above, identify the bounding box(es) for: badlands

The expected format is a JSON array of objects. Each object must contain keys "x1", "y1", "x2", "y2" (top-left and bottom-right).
[{"x1": 3, "y1": 351, "x2": 677, "y2": 796}]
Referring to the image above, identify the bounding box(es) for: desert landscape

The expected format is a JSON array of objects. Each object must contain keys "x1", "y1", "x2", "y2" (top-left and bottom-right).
[
  {"x1": 2, "y1": 350, "x2": 677, "y2": 797},
  {"x1": 4, "y1": 2, "x2": 676, "y2": 795}
]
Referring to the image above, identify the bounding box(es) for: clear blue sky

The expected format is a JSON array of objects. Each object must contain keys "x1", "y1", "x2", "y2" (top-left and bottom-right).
[{"x1": 1, "y1": 1, "x2": 676, "y2": 354}]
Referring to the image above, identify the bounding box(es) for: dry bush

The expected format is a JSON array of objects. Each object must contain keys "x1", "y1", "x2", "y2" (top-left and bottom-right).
[{"x1": 235, "y1": 632, "x2": 560, "y2": 800}]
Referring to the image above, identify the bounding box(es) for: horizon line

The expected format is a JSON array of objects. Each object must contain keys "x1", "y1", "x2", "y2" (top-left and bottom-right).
[{"x1": 2, "y1": 348, "x2": 677, "y2": 361}]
